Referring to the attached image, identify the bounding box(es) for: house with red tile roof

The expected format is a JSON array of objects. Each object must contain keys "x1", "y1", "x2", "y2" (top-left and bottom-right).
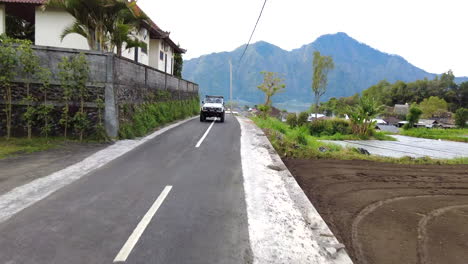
[{"x1": 0, "y1": 0, "x2": 184, "y2": 74}]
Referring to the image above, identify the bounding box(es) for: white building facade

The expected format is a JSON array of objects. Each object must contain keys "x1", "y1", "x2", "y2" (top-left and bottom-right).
[{"x1": 0, "y1": 0, "x2": 183, "y2": 75}]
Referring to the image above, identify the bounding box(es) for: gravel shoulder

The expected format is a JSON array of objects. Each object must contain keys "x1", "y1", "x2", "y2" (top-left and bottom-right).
[
  {"x1": 285, "y1": 159, "x2": 468, "y2": 264},
  {"x1": 0, "y1": 142, "x2": 110, "y2": 196}
]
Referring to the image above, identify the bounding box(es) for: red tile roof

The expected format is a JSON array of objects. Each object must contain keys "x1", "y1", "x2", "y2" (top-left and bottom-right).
[{"x1": 0, "y1": 0, "x2": 45, "y2": 3}]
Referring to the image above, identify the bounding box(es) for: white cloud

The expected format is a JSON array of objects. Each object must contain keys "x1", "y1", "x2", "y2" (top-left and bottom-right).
[{"x1": 138, "y1": 0, "x2": 468, "y2": 76}]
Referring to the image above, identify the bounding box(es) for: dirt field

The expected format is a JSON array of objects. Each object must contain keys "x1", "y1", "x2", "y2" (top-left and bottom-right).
[{"x1": 284, "y1": 159, "x2": 468, "y2": 264}]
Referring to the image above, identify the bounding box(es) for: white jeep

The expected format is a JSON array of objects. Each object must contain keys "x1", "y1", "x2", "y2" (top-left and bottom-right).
[{"x1": 200, "y1": 96, "x2": 225, "y2": 122}]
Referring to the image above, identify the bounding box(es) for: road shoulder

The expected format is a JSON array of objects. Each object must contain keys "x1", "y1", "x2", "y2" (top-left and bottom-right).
[{"x1": 237, "y1": 116, "x2": 353, "y2": 264}]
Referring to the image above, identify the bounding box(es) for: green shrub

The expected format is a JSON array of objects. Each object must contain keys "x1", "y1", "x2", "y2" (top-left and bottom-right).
[
  {"x1": 309, "y1": 119, "x2": 352, "y2": 136},
  {"x1": 297, "y1": 112, "x2": 309, "y2": 126},
  {"x1": 404, "y1": 106, "x2": 422, "y2": 130},
  {"x1": 118, "y1": 97, "x2": 199, "y2": 139},
  {"x1": 286, "y1": 113, "x2": 298, "y2": 128},
  {"x1": 455, "y1": 108, "x2": 467, "y2": 128}
]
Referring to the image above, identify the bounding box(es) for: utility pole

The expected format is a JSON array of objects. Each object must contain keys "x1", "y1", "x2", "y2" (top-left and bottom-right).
[{"x1": 229, "y1": 59, "x2": 233, "y2": 114}]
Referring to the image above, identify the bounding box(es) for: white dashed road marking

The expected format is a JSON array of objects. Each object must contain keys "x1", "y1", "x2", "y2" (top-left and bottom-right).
[
  {"x1": 195, "y1": 119, "x2": 216, "y2": 148},
  {"x1": 113, "y1": 185, "x2": 173, "y2": 263}
]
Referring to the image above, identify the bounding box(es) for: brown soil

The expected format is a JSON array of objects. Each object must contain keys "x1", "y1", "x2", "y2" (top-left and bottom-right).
[{"x1": 284, "y1": 159, "x2": 468, "y2": 264}]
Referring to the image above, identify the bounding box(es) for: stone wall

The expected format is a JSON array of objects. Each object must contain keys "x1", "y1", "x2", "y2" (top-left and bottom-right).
[{"x1": 0, "y1": 45, "x2": 199, "y2": 138}]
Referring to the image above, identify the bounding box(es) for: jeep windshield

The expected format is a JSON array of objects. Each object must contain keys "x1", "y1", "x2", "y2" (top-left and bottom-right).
[{"x1": 205, "y1": 98, "x2": 223, "y2": 104}]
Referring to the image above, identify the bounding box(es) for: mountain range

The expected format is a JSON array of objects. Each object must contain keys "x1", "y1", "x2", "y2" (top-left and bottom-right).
[{"x1": 182, "y1": 32, "x2": 468, "y2": 111}]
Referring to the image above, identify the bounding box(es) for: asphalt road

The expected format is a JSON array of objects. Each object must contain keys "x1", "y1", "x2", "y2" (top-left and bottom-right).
[{"x1": 0, "y1": 115, "x2": 252, "y2": 264}]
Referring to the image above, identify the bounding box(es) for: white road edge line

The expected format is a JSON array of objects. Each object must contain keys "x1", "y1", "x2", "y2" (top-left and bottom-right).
[
  {"x1": 195, "y1": 119, "x2": 216, "y2": 148},
  {"x1": 113, "y1": 185, "x2": 173, "y2": 263}
]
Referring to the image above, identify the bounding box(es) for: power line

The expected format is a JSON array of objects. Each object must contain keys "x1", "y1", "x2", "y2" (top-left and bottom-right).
[{"x1": 238, "y1": 0, "x2": 268, "y2": 63}]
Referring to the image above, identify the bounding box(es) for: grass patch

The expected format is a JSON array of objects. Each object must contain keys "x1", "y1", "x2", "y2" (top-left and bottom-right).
[
  {"x1": 0, "y1": 137, "x2": 61, "y2": 159},
  {"x1": 401, "y1": 128, "x2": 468, "y2": 142},
  {"x1": 252, "y1": 116, "x2": 468, "y2": 165}
]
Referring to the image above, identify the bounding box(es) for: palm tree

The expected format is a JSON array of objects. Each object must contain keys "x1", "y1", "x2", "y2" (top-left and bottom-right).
[
  {"x1": 105, "y1": 1, "x2": 148, "y2": 56},
  {"x1": 346, "y1": 96, "x2": 384, "y2": 136},
  {"x1": 46, "y1": 0, "x2": 147, "y2": 54}
]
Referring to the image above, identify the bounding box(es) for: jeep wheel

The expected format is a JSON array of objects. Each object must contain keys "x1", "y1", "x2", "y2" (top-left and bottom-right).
[
  {"x1": 200, "y1": 113, "x2": 205, "y2": 122},
  {"x1": 220, "y1": 112, "x2": 225, "y2": 123}
]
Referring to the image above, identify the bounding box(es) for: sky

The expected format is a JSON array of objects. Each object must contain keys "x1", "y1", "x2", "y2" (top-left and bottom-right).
[{"x1": 138, "y1": 0, "x2": 468, "y2": 76}]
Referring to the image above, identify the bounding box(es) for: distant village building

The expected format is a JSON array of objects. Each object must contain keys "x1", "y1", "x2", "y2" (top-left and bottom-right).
[
  {"x1": 0, "y1": 0, "x2": 184, "y2": 75},
  {"x1": 308, "y1": 113, "x2": 326, "y2": 122},
  {"x1": 394, "y1": 103, "x2": 409, "y2": 115},
  {"x1": 415, "y1": 119, "x2": 439, "y2": 128},
  {"x1": 375, "y1": 125, "x2": 399, "y2": 133}
]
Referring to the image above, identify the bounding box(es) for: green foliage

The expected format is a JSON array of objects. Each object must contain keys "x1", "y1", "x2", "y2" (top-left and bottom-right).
[
  {"x1": 252, "y1": 116, "x2": 467, "y2": 165},
  {"x1": 257, "y1": 104, "x2": 270, "y2": 119},
  {"x1": 58, "y1": 56, "x2": 73, "y2": 139},
  {"x1": 297, "y1": 112, "x2": 309, "y2": 127},
  {"x1": 0, "y1": 137, "x2": 60, "y2": 159},
  {"x1": 94, "y1": 96, "x2": 109, "y2": 141},
  {"x1": 346, "y1": 96, "x2": 384, "y2": 136},
  {"x1": 37, "y1": 67, "x2": 53, "y2": 140},
  {"x1": 37, "y1": 104, "x2": 54, "y2": 138},
  {"x1": 286, "y1": 113, "x2": 298, "y2": 128},
  {"x1": 0, "y1": 35, "x2": 20, "y2": 140},
  {"x1": 309, "y1": 119, "x2": 352, "y2": 137},
  {"x1": 404, "y1": 106, "x2": 423, "y2": 130},
  {"x1": 401, "y1": 128, "x2": 468, "y2": 143},
  {"x1": 418, "y1": 96, "x2": 448, "y2": 118},
  {"x1": 257, "y1": 71, "x2": 286, "y2": 106},
  {"x1": 312, "y1": 51, "x2": 334, "y2": 115},
  {"x1": 72, "y1": 53, "x2": 90, "y2": 141},
  {"x1": 454, "y1": 108, "x2": 468, "y2": 128},
  {"x1": 17, "y1": 39, "x2": 40, "y2": 139},
  {"x1": 118, "y1": 98, "x2": 199, "y2": 139},
  {"x1": 173, "y1": 47, "x2": 183, "y2": 78}
]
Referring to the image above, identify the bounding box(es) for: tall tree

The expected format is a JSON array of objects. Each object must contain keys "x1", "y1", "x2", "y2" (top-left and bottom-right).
[
  {"x1": 312, "y1": 51, "x2": 334, "y2": 119},
  {"x1": 418, "y1": 96, "x2": 448, "y2": 118}
]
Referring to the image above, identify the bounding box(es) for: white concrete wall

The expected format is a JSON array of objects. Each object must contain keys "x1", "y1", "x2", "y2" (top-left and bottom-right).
[
  {"x1": 156, "y1": 40, "x2": 174, "y2": 74},
  {"x1": 0, "y1": 4, "x2": 5, "y2": 35},
  {"x1": 35, "y1": 7, "x2": 89, "y2": 50},
  {"x1": 148, "y1": 38, "x2": 160, "y2": 69}
]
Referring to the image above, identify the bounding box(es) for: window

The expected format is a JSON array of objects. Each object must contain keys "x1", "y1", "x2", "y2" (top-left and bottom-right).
[
  {"x1": 160, "y1": 51, "x2": 164, "y2": 61},
  {"x1": 141, "y1": 45, "x2": 147, "y2": 55},
  {"x1": 134, "y1": 47, "x2": 139, "y2": 63}
]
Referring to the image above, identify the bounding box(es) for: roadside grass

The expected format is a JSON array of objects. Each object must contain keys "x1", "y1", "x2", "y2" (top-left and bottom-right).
[
  {"x1": 119, "y1": 98, "x2": 199, "y2": 139},
  {"x1": 252, "y1": 116, "x2": 468, "y2": 165},
  {"x1": 315, "y1": 131, "x2": 395, "y2": 141},
  {"x1": 0, "y1": 137, "x2": 60, "y2": 159},
  {"x1": 0, "y1": 136, "x2": 108, "y2": 160},
  {"x1": 400, "y1": 128, "x2": 468, "y2": 143}
]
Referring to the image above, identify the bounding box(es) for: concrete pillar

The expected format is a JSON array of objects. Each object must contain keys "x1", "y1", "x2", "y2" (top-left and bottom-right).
[
  {"x1": 104, "y1": 53, "x2": 119, "y2": 138},
  {"x1": 0, "y1": 4, "x2": 5, "y2": 35}
]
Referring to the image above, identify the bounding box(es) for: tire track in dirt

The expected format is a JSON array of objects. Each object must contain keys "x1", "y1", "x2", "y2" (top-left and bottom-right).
[
  {"x1": 351, "y1": 194, "x2": 468, "y2": 264},
  {"x1": 417, "y1": 204, "x2": 468, "y2": 264},
  {"x1": 284, "y1": 159, "x2": 468, "y2": 264}
]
